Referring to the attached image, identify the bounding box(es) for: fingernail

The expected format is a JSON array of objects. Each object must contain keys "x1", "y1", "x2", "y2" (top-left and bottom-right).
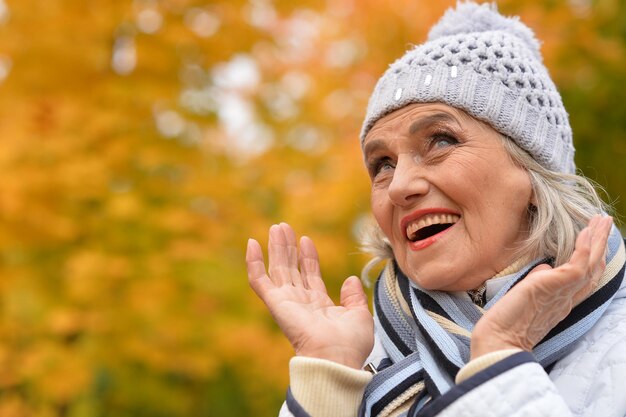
[{"x1": 245, "y1": 239, "x2": 256, "y2": 261}]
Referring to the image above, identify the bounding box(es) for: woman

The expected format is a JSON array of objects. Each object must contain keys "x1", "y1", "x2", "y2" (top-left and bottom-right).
[{"x1": 246, "y1": 3, "x2": 626, "y2": 417}]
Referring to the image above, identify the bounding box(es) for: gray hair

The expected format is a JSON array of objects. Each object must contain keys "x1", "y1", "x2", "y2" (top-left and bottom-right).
[{"x1": 359, "y1": 135, "x2": 611, "y2": 285}]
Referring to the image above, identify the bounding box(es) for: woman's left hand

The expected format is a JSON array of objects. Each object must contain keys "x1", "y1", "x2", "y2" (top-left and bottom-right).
[{"x1": 470, "y1": 215, "x2": 613, "y2": 359}]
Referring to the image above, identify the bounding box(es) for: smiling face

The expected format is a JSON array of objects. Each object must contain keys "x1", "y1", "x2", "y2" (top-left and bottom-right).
[{"x1": 363, "y1": 103, "x2": 533, "y2": 291}]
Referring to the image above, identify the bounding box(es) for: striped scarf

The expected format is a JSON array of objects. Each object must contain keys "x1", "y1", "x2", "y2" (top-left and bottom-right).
[{"x1": 360, "y1": 226, "x2": 626, "y2": 417}]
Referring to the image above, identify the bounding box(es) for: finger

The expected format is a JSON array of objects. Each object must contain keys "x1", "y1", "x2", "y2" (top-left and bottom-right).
[
  {"x1": 280, "y1": 223, "x2": 305, "y2": 287},
  {"x1": 568, "y1": 226, "x2": 592, "y2": 270},
  {"x1": 603, "y1": 216, "x2": 613, "y2": 255},
  {"x1": 600, "y1": 216, "x2": 613, "y2": 247},
  {"x1": 246, "y1": 238, "x2": 275, "y2": 297},
  {"x1": 556, "y1": 227, "x2": 592, "y2": 295},
  {"x1": 568, "y1": 220, "x2": 610, "y2": 303},
  {"x1": 268, "y1": 224, "x2": 292, "y2": 286},
  {"x1": 602, "y1": 216, "x2": 613, "y2": 260},
  {"x1": 299, "y1": 236, "x2": 327, "y2": 293},
  {"x1": 589, "y1": 217, "x2": 611, "y2": 262},
  {"x1": 588, "y1": 214, "x2": 601, "y2": 232},
  {"x1": 588, "y1": 217, "x2": 613, "y2": 284},
  {"x1": 340, "y1": 276, "x2": 369, "y2": 311},
  {"x1": 587, "y1": 214, "x2": 602, "y2": 246},
  {"x1": 585, "y1": 215, "x2": 600, "y2": 257}
]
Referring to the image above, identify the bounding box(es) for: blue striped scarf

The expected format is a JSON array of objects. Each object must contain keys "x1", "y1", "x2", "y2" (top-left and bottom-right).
[{"x1": 359, "y1": 226, "x2": 626, "y2": 417}]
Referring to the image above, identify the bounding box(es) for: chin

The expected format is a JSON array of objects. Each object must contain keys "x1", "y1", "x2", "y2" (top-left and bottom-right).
[{"x1": 399, "y1": 261, "x2": 478, "y2": 292}]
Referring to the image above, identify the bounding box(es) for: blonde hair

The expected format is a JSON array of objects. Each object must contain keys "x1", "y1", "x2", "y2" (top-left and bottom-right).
[{"x1": 359, "y1": 135, "x2": 611, "y2": 284}]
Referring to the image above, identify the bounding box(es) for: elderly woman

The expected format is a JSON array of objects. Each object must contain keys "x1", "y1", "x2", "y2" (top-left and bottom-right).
[{"x1": 246, "y1": 3, "x2": 626, "y2": 417}]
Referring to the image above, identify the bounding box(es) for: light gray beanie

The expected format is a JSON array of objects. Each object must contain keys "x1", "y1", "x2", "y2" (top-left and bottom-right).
[{"x1": 360, "y1": 1, "x2": 575, "y2": 174}]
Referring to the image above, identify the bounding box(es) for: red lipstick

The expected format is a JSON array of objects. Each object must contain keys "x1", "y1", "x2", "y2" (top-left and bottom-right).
[{"x1": 400, "y1": 208, "x2": 460, "y2": 251}]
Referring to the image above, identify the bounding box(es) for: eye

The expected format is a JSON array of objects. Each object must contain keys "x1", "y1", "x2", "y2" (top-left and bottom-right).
[
  {"x1": 369, "y1": 157, "x2": 395, "y2": 177},
  {"x1": 429, "y1": 133, "x2": 458, "y2": 149}
]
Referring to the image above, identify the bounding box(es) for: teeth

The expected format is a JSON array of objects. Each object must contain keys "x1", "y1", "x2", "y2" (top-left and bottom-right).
[{"x1": 406, "y1": 214, "x2": 460, "y2": 241}]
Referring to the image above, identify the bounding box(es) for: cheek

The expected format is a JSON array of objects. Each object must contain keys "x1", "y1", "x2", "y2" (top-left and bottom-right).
[
  {"x1": 481, "y1": 171, "x2": 532, "y2": 240},
  {"x1": 498, "y1": 169, "x2": 533, "y2": 212},
  {"x1": 370, "y1": 190, "x2": 390, "y2": 230},
  {"x1": 473, "y1": 159, "x2": 531, "y2": 209},
  {"x1": 446, "y1": 164, "x2": 531, "y2": 238}
]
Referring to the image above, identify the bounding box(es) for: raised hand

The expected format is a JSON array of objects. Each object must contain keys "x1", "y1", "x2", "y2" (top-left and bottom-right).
[
  {"x1": 471, "y1": 215, "x2": 613, "y2": 359},
  {"x1": 246, "y1": 223, "x2": 374, "y2": 369}
]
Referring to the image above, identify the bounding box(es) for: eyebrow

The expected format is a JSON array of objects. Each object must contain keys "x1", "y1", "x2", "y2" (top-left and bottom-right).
[
  {"x1": 408, "y1": 112, "x2": 460, "y2": 135},
  {"x1": 363, "y1": 138, "x2": 388, "y2": 158}
]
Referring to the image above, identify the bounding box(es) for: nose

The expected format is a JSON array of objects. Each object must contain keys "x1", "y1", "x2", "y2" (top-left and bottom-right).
[{"x1": 387, "y1": 154, "x2": 429, "y2": 206}]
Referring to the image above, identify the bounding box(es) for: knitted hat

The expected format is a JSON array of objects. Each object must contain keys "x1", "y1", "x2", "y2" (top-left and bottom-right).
[{"x1": 360, "y1": 2, "x2": 575, "y2": 174}]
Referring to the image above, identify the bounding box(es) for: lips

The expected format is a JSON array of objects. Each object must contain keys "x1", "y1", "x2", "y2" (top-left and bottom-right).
[
  {"x1": 401, "y1": 208, "x2": 460, "y2": 248},
  {"x1": 406, "y1": 213, "x2": 460, "y2": 241}
]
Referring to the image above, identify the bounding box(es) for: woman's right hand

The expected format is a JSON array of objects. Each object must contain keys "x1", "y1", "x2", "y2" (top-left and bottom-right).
[{"x1": 246, "y1": 223, "x2": 374, "y2": 369}]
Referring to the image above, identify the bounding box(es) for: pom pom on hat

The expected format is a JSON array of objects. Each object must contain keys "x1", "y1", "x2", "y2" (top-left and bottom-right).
[
  {"x1": 360, "y1": 1, "x2": 575, "y2": 174},
  {"x1": 427, "y1": 1, "x2": 543, "y2": 62}
]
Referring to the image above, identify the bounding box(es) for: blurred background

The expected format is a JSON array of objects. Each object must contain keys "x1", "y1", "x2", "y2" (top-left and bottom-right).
[{"x1": 0, "y1": 0, "x2": 624, "y2": 415}]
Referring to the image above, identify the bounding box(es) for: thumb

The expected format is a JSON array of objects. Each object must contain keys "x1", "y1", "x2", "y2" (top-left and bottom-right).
[
  {"x1": 523, "y1": 263, "x2": 554, "y2": 287},
  {"x1": 340, "y1": 276, "x2": 369, "y2": 310},
  {"x1": 529, "y1": 263, "x2": 553, "y2": 274}
]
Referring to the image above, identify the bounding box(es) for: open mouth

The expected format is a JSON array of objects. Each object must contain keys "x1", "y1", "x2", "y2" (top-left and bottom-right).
[{"x1": 406, "y1": 214, "x2": 460, "y2": 242}]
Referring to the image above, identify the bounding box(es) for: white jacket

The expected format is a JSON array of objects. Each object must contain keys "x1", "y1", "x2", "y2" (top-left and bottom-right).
[{"x1": 279, "y1": 281, "x2": 626, "y2": 417}]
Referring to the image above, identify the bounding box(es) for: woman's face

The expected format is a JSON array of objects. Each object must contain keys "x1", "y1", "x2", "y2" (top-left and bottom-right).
[{"x1": 363, "y1": 103, "x2": 533, "y2": 291}]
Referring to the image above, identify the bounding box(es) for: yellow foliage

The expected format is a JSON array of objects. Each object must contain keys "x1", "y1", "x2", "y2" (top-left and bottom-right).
[
  {"x1": 19, "y1": 342, "x2": 92, "y2": 402},
  {"x1": 106, "y1": 194, "x2": 143, "y2": 220}
]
